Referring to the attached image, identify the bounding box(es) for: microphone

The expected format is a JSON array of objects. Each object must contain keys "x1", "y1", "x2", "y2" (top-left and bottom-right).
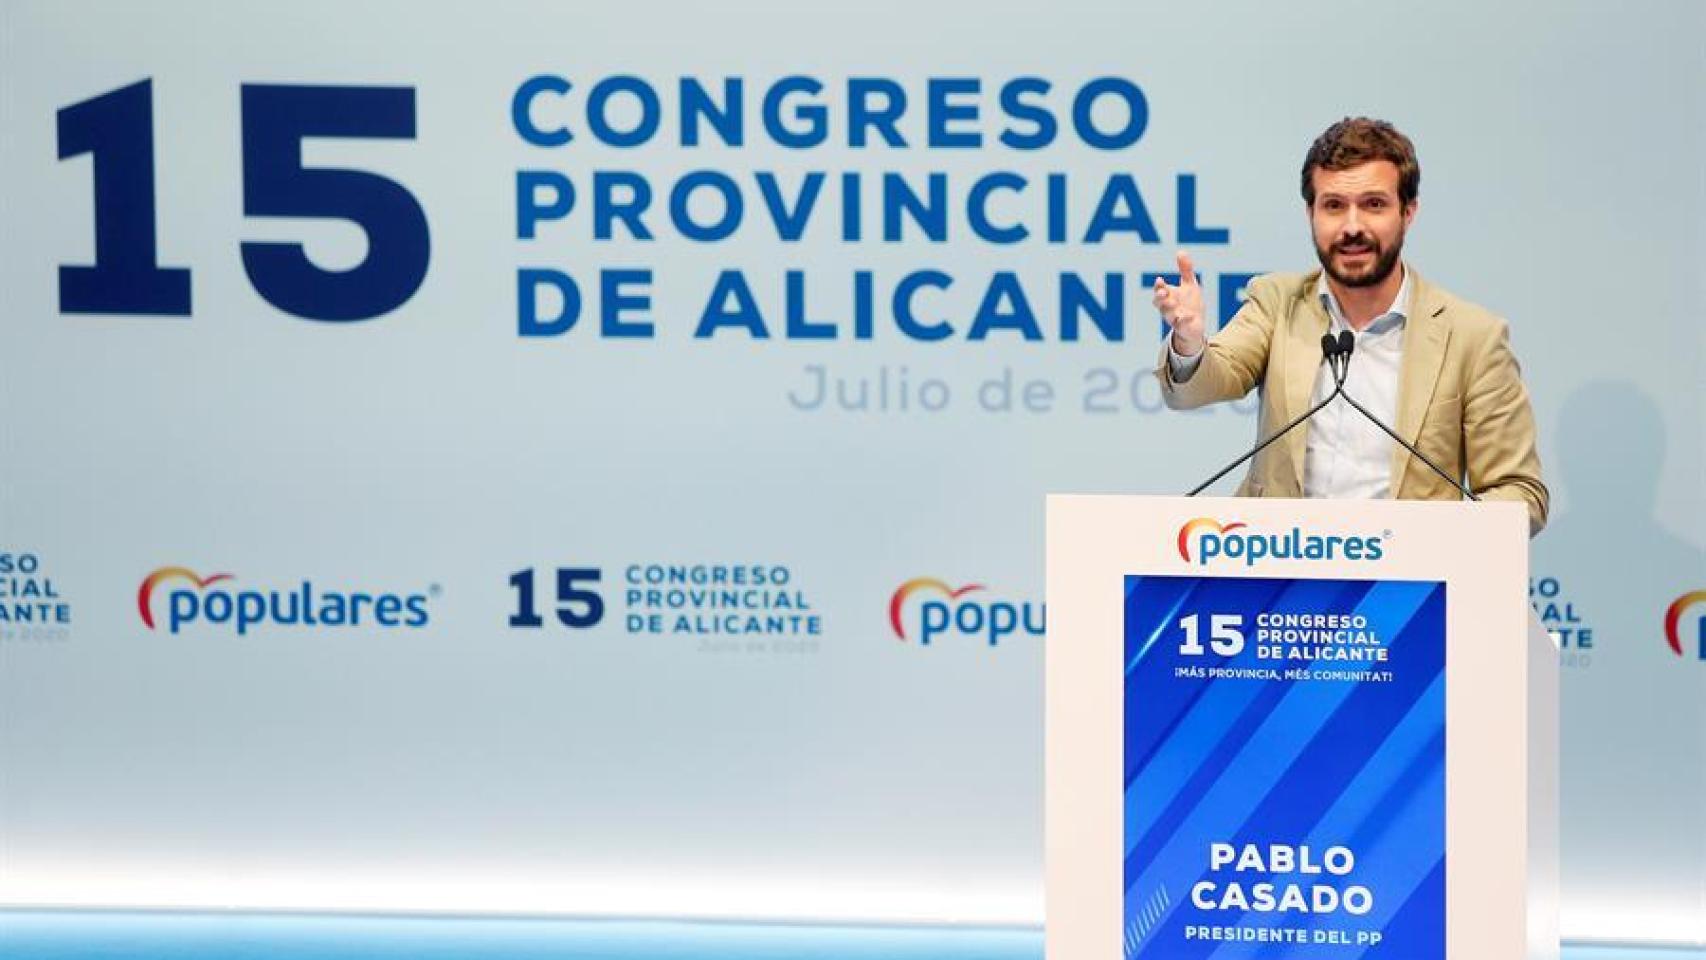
[
  {"x1": 1331, "y1": 332, "x2": 1482, "y2": 502},
  {"x1": 1332, "y1": 329, "x2": 1353, "y2": 379},
  {"x1": 1186, "y1": 334, "x2": 1350, "y2": 496}
]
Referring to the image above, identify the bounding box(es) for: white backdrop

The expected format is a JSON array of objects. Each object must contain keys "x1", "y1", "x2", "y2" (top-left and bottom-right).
[{"x1": 1, "y1": 0, "x2": 1702, "y2": 945}]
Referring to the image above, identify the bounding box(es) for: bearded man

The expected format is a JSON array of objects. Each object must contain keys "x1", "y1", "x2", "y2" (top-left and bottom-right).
[{"x1": 1153, "y1": 117, "x2": 1549, "y2": 534}]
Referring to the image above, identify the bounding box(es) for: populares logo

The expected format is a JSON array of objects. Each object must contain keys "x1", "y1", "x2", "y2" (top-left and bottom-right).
[
  {"x1": 888, "y1": 577, "x2": 1042, "y2": 647},
  {"x1": 1176, "y1": 517, "x2": 1385, "y2": 567},
  {"x1": 138, "y1": 566, "x2": 435, "y2": 635},
  {"x1": 1664, "y1": 591, "x2": 1706, "y2": 660}
]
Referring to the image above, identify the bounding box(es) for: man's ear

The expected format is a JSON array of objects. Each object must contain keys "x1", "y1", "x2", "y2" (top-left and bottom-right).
[{"x1": 1403, "y1": 199, "x2": 1419, "y2": 227}]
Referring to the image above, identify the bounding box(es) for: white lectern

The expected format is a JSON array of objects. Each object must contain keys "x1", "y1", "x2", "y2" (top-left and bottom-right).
[{"x1": 1045, "y1": 495, "x2": 1557, "y2": 960}]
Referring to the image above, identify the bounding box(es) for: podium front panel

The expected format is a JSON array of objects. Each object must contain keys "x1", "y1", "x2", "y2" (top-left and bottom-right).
[{"x1": 1045, "y1": 495, "x2": 1540, "y2": 960}]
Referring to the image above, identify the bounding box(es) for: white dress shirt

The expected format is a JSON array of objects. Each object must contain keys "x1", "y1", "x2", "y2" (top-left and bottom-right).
[
  {"x1": 1301, "y1": 270, "x2": 1409, "y2": 499},
  {"x1": 1167, "y1": 268, "x2": 1412, "y2": 500}
]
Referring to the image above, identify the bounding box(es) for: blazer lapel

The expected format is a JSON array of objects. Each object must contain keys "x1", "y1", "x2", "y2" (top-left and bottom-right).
[
  {"x1": 1391, "y1": 270, "x2": 1450, "y2": 494},
  {"x1": 1282, "y1": 277, "x2": 1331, "y2": 494}
]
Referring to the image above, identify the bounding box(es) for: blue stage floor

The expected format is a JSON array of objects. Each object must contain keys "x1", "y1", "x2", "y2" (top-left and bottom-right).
[{"x1": 0, "y1": 912, "x2": 1699, "y2": 960}]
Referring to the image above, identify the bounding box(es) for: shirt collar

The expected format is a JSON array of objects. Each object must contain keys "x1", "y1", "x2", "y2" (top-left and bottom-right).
[{"x1": 1317, "y1": 264, "x2": 1411, "y2": 335}]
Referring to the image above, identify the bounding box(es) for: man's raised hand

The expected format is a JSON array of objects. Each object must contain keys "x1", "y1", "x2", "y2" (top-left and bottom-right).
[{"x1": 1152, "y1": 250, "x2": 1206, "y2": 356}]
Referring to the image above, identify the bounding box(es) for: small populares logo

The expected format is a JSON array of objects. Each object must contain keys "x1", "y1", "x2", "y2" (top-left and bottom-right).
[
  {"x1": 138, "y1": 567, "x2": 233, "y2": 629},
  {"x1": 890, "y1": 578, "x2": 984, "y2": 641},
  {"x1": 887, "y1": 576, "x2": 1043, "y2": 647},
  {"x1": 1177, "y1": 518, "x2": 1246, "y2": 562},
  {"x1": 137, "y1": 565, "x2": 434, "y2": 635},
  {"x1": 1664, "y1": 591, "x2": 1706, "y2": 660},
  {"x1": 1174, "y1": 517, "x2": 1385, "y2": 567}
]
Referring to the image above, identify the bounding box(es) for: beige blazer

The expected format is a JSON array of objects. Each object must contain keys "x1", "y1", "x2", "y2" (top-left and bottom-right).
[{"x1": 1157, "y1": 267, "x2": 1549, "y2": 534}]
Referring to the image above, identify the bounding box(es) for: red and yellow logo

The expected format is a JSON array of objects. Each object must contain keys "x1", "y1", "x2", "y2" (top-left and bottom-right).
[
  {"x1": 889, "y1": 577, "x2": 985, "y2": 640},
  {"x1": 137, "y1": 566, "x2": 233, "y2": 629},
  {"x1": 1664, "y1": 590, "x2": 1706, "y2": 659},
  {"x1": 1177, "y1": 518, "x2": 1246, "y2": 562}
]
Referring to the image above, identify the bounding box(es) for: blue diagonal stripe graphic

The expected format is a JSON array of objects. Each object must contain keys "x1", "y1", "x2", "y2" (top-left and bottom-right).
[
  {"x1": 1125, "y1": 580, "x2": 1429, "y2": 892},
  {"x1": 1123, "y1": 578, "x2": 1345, "y2": 843},
  {"x1": 1123, "y1": 577, "x2": 1446, "y2": 958}
]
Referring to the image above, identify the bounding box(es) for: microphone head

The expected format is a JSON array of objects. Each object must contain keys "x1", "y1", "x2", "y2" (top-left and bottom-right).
[
  {"x1": 1320, "y1": 332, "x2": 1337, "y2": 357},
  {"x1": 1337, "y1": 330, "x2": 1355, "y2": 356}
]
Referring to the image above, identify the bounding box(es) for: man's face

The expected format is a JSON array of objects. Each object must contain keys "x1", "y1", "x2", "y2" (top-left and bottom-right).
[{"x1": 1308, "y1": 160, "x2": 1416, "y2": 288}]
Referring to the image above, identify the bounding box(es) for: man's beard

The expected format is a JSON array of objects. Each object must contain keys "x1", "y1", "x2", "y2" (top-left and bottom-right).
[{"x1": 1317, "y1": 232, "x2": 1404, "y2": 288}]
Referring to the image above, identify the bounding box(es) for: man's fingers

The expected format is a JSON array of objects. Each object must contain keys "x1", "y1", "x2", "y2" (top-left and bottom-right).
[{"x1": 1175, "y1": 250, "x2": 1197, "y2": 287}]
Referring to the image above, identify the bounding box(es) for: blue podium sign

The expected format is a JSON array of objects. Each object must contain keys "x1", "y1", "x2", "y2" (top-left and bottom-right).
[{"x1": 1122, "y1": 576, "x2": 1446, "y2": 958}]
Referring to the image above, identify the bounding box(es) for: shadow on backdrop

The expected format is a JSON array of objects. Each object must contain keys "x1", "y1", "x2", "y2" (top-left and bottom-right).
[{"x1": 1538, "y1": 379, "x2": 1705, "y2": 939}]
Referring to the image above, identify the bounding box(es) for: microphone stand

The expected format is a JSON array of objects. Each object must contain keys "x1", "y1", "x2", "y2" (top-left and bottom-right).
[
  {"x1": 1330, "y1": 330, "x2": 1480, "y2": 502},
  {"x1": 1186, "y1": 334, "x2": 1348, "y2": 497}
]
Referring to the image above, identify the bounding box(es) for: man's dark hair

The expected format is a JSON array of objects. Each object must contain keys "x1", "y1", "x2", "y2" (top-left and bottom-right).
[{"x1": 1301, "y1": 117, "x2": 1420, "y2": 207}]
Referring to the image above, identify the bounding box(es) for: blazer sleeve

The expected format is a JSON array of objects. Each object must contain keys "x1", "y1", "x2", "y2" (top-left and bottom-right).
[
  {"x1": 1462, "y1": 318, "x2": 1550, "y2": 535},
  {"x1": 1155, "y1": 275, "x2": 1278, "y2": 409}
]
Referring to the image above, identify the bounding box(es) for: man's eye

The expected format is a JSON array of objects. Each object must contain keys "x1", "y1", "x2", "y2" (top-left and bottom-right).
[{"x1": 1367, "y1": 199, "x2": 1386, "y2": 210}]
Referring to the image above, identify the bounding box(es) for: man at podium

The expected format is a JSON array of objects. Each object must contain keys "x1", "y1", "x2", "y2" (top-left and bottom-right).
[{"x1": 1151, "y1": 117, "x2": 1549, "y2": 535}]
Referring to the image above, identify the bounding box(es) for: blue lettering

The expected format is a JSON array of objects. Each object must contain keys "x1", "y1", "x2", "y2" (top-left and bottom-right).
[
  {"x1": 168, "y1": 591, "x2": 198, "y2": 632},
  {"x1": 202, "y1": 591, "x2": 233, "y2": 625},
  {"x1": 853, "y1": 270, "x2": 874, "y2": 338},
  {"x1": 1073, "y1": 77, "x2": 1147, "y2": 149},
  {"x1": 755, "y1": 172, "x2": 825, "y2": 241},
  {"x1": 1060, "y1": 273, "x2": 1123, "y2": 342},
  {"x1": 602, "y1": 269, "x2": 653, "y2": 338},
  {"x1": 849, "y1": 77, "x2": 907, "y2": 147},
  {"x1": 1085, "y1": 175, "x2": 1160, "y2": 243},
  {"x1": 1046, "y1": 174, "x2": 1068, "y2": 243},
  {"x1": 785, "y1": 271, "x2": 834, "y2": 339},
  {"x1": 518, "y1": 268, "x2": 581, "y2": 337},
  {"x1": 968, "y1": 272, "x2": 1042, "y2": 341},
  {"x1": 763, "y1": 76, "x2": 827, "y2": 148},
  {"x1": 237, "y1": 592, "x2": 266, "y2": 636},
  {"x1": 1178, "y1": 173, "x2": 1230, "y2": 243},
  {"x1": 586, "y1": 76, "x2": 660, "y2": 147},
  {"x1": 593, "y1": 171, "x2": 654, "y2": 241},
  {"x1": 998, "y1": 77, "x2": 1055, "y2": 149},
  {"x1": 967, "y1": 172, "x2": 1028, "y2": 243},
  {"x1": 841, "y1": 171, "x2": 862, "y2": 240},
  {"x1": 671, "y1": 171, "x2": 743, "y2": 241},
  {"x1": 988, "y1": 602, "x2": 1017, "y2": 646},
  {"x1": 1219, "y1": 273, "x2": 1260, "y2": 330},
  {"x1": 892, "y1": 270, "x2": 953, "y2": 341},
  {"x1": 883, "y1": 173, "x2": 947, "y2": 241},
  {"x1": 927, "y1": 77, "x2": 980, "y2": 148},
  {"x1": 919, "y1": 601, "x2": 951, "y2": 645},
  {"x1": 239, "y1": 84, "x2": 430, "y2": 322},
  {"x1": 955, "y1": 602, "x2": 985, "y2": 635},
  {"x1": 511, "y1": 75, "x2": 572, "y2": 147},
  {"x1": 681, "y1": 77, "x2": 742, "y2": 146},
  {"x1": 696, "y1": 271, "x2": 768, "y2": 338},
  {"x1": 515, "y1": 170, "x2": 574, "y2": 239}
]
